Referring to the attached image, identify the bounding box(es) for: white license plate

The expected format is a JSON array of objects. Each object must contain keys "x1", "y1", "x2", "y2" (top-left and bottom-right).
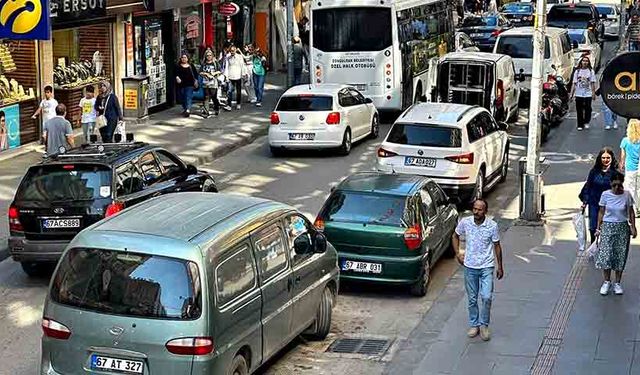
[
  {"x1": 42, "y1": 218, "x2": 80, "y2": 229},
  {"x1": 405, "y1": 156, "x2": 436, "y2": 167},
  {"x1": 342, "y1": 260, "x2": 382, "y2": 274},
  {"x1": 470, "y1": 33, "x2": 483, "y2": 38},
  {"x1": 91, "y1": 355, "x2": 144, "y2": 374},
  {"x1": 289, "y1": 133, "x2": 315, "y2": 140}
]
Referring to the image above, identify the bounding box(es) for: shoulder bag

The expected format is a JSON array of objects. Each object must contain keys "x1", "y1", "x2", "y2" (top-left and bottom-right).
[{"x1": 96, "y1": 94, "x2": 110, "y2": 128}]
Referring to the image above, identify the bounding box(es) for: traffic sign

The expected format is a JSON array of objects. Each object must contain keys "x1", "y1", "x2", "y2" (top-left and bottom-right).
[
  {"x1": 600, "y1": 52, "x2": 640, "y2": 118},
  {"x1": 218, "y1": 2, "x2": 239, "y2": 17}
]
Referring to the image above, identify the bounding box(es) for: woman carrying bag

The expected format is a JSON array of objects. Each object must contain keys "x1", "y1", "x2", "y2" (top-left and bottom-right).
[
  {"x1": 595, "y1": 171, "x2": 637, "y2": 295},
  {"x1": 580, "y1": 147, "x2": 619, "y2": 243},
  {"x1": 95, "y1": 81, "x2": 123, "y2": 143},
  {"x1": 175, "y1": 52, "x2": 199, "y2": 117}
]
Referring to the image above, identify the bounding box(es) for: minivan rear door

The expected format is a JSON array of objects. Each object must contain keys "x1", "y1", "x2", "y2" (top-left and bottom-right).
[
  {"x1": 14, "y1": 164, "x2": 112, "y2": 242},
  {"x1": 436, "y1": 60, "x2": 494, "y2": 112},
  {"x1": 45, "y1": 247, "x2": 206, "y2": 374}
]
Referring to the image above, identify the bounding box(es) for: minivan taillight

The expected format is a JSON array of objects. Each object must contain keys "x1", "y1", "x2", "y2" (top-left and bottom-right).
[
  {"x1": 270, "y1": 112, "x2": 280, "y2": 125},
  {"x1": 445, "y1": 153, "x2": 474, "y2": 164},
  {"x1": 8, "y1": 205, "x2": 23, "y2": 232},
  {"x1": 166, "y1": 337, "x2": 214, "y2": 355},
  {"x1": 314, "y1": 217, "x2": 325, "y2": 231},
  {"x1": 496, "y1": 79, "x2": 504, "y2": 107},
  {"x1": 404, "y1": 224, "x2": 422, "y2": 250},
  {"x1": 326, "y1": 112, "x2": 341, "y2": 125},
  {"x1": 377, "y1": 148, "x2": 398, "y2": 158},
  {"x1": 105, "y1": 202, "x2": 124, "y2": 217},
  {"x1": 42, "y1": 318, "x2": 72, "y2": 340}
]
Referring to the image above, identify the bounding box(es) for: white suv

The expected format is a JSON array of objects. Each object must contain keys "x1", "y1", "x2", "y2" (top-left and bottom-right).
[{"x1": 376, "y1": 103, "x2": 509, "y2": 204}]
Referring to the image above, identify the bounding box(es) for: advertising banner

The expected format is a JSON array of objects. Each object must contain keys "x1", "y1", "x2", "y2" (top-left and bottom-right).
[
  {"x1": 0, "y1": 104, "x2": 20, "y2": 151},
  {"x1": 600, "y1": 52, "x2": 640, "y2": 118},
  {"x1": 0, "y1": 0, "x2": 50, "y2": 40}
]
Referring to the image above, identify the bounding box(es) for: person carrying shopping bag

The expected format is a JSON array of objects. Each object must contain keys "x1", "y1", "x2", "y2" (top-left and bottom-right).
[{"x1": 595, "y1": 171, "x2": 637, "y2": 295}]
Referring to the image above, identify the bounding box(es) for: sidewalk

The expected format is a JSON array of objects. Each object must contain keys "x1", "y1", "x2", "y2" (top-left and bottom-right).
[
  {"x1": 0, "y1": 73, "x2": 288, "y2": 259},
  {"x1": 386, "y1": 98, "x2": 634, "y2": 374}
]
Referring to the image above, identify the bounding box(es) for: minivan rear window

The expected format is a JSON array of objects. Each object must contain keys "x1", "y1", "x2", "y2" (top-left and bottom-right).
[
  {"x1": 322, "y1": 191, "x2": 407, "y2": 226},
  {"x1": 51, "y1": 248, "x2": 202, "y2": 320},
  {"x1": 276, "y1": 95, "x2": 333, "y2": 111},
  {"x1": 495, "y1": 36, "x2": 550, "y2": 59},
  {"x1": 387, "y1": 123, "x2": 462, "y2": 148},
  {"x1": 17, "y1": 164, "x2": 112, "y2": 202}
]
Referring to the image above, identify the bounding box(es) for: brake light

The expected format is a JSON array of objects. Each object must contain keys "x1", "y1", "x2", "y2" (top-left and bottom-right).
[
  {"x1": 377, "y1": 148, "x2": 398, "y2": 158},
  {"x1": 42, "y1": 318, "x2": 72, "y2": 340},
  {"x1": 8, "y1": 205, "x2": 23, "y2": 232},
  {"x1": 270, "y1": 112, "x2": 280, "y2": 125},
  {"x1": 496, "y1": 79, "x2": 504, "y2": 106},
  {"x1": 445, "y1": 153, "x2": 474, "y2": 164},
  {"x1": 326, "y1": 112, "x2": 341, "y2": 125},
  {"x1": 404, "y1": 224, "x2": 422, "y2": 250},
  {"x1": 105, "y1": 202, "x2": 124, "y2": 217},
  {"x1": 543, "y1": 82, "x2": 553, "y2": 91},
  {"x1": 62, "y1": 165, "x2": 75, "y2": 170},
  {"x1": 491, "y1": 29, "x2": 502, "y2": 37},
  {"x1": 314, "y1": 217, "x2": 325, "y2": 231},
  {"x1": 166, "y1": 337, "x2": 214, "y2": 356}
]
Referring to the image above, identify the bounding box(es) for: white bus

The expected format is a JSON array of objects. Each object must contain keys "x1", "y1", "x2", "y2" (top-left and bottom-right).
[{"x1": 310, "y1": 0, "x2": 456, "y2": 111}]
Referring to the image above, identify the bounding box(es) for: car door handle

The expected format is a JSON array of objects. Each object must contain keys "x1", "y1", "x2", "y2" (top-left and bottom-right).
[{"x1": 294, "y1": 275, "x2": 301, "y2": 284}]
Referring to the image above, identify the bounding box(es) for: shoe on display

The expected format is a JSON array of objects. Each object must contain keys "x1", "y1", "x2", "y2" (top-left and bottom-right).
[
  {"x1": 600, "y1": 281, "x2": 611, "y2": 295},
  {"x1": 467, "y1": 327, "x2": 479, "y2": 338},
  {"x1": 613, "y1": 283, "x2": 624, "y2": 295},
  {"x1": 479, "y1": 326, "x2": 491, "y2": 341}
]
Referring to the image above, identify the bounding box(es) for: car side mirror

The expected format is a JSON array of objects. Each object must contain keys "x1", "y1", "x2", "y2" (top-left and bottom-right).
[
  {"x1": 498, "y1": 122, "x2": 508, "y2": 131},
  {"x1": 571, "y1": 40, "x2": 579, "y2": 49},
  {"x1": 313, "y1": 232, "x2": 328, "y2": 253},
  {"x1": 186, "y1": 164, "x2": 198, "y2": 175},
  {"x1": 364, "y1": 98, "x2": 373, "y2": 104},
  {"x1": 294, "y1": 235, "x2": 313, "y2": 255}
]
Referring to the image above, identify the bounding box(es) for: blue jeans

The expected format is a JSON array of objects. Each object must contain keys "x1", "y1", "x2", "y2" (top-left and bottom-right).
[
  {"x1": 253, "y1": 74, "x2": 265, "y2": 103},
  {"x1": 630, "y1": 41, "x2": 640, "y2": 51},
  {"x1": 602, "y1": 104, "x2": 617, "y2": 127},
  {"x1": 181, "y1": 86, "x2": 194, "y2": 112},
  {"x1": 464, "y1": 266, "x2": 494, "y2": 327},
  {"x1": 82, "y1": 122, "x2": 95, "y2": 143}
]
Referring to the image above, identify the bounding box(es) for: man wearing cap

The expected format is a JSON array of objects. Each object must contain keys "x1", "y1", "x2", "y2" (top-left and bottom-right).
[{"x1": 43, "y1": 103, "x2": 74, "y2": 155}]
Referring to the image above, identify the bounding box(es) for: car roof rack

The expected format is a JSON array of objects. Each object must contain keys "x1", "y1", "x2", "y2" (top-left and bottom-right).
[{"x1": 46, "y1": 141, "x2": 148, "y2": 161}]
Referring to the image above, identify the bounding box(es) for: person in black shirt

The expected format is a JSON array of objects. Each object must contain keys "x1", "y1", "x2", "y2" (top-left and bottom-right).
[{"x1": 175, "y1": 52, "x2": 199, "y2": 117}]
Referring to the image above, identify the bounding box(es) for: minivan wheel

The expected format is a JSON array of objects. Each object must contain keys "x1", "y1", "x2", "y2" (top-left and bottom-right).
[
  {"x1": 369, "y1": 115, "x2": 379, "y2": 139},
  {"x1": 20, "y1": 261, "x2": 52, "y2": 277},
  {"x1": 338, "y1": 130, "x2": 351, "y2": 156},
  {"x1": 228, "y1": 355, "x2": 249, "y2": 375},
  {"x1": 410, "y1": 259, "x2": 430, "y2": 297},
  {"x1": 304, "y1": 287, "x2": 333, "y2": 340},
  {"x1": 202, "y1": 178, "x2": 218, "y2": 192}
]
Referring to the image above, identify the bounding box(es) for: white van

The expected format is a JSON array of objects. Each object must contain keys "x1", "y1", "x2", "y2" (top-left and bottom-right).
[
  {"x1": 493, "y1": 27, "x2": 574, "y2": 99},
  {"x1": 425, "y1": 52, "x2": 522, "y2": 123}
]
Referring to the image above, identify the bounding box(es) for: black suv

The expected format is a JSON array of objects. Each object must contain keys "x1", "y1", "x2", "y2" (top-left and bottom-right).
[
  {"x1": 548, "y1": 2, "x2": 605, "y2": 42},
  {"x1": 8, "y1": 142, "x2": 218, "y2": 276}
]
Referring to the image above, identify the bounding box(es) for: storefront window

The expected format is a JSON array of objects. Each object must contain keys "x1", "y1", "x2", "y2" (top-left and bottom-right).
[{"x1": 180, "y1": 6, "x2": 203, "y2": 64}]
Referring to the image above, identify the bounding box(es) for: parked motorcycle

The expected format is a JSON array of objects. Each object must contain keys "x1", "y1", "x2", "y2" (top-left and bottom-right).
[{"x1": 542, "y1": 66, "x2": 569, "y2": 127}]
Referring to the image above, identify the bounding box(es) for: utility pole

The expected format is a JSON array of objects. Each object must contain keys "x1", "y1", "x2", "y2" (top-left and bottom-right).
[
  {"x1": 521, "y1": 0, "x2": 547, "y2": 221},
  {"x1": 286, "y1": 0, "x2": 294, "y2": 87},
  {"x1": 620, "y1": 0, "x2": 627, "y2": 51}
]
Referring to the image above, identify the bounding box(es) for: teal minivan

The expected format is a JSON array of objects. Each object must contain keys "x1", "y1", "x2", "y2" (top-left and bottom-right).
[{"x1": 40, "y1": 192, "x2": 338, "y2": 375}]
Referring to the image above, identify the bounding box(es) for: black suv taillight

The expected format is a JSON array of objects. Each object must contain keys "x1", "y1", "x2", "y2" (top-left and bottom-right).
[{"x1": 8, "y1": 205, "x2": 23, "y2": 232}]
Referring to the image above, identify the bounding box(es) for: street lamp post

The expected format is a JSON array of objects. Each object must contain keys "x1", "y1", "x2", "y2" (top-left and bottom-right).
[
  {"x1": 286, "y1": 0, "x2": 294, "y2": 87},
  {"x1": 521, "y1": 0, "x2": 547, "y2": 221}
]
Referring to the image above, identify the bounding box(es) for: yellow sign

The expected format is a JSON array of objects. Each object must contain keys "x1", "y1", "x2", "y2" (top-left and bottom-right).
[
  {"x1": 0, "y1": 0, "x2": 49, "y2": 40},
  {"x1": 124, "y1": 89, "x2": 137, "y2": 110}
]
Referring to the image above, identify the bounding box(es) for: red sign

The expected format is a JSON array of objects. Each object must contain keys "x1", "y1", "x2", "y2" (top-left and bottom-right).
[{"x1": 218, "y1": 2, "x2": 240, "y2": 17}]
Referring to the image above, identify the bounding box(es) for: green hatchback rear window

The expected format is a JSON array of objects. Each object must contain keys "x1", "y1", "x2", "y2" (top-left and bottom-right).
[{"x1": 321, "y1": 191, "x2": 408, "y2": 226}]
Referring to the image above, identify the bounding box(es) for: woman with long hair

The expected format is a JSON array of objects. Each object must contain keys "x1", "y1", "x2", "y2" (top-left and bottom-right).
[
  {"x1": 595, "y1": 171, "x2": 637, "y2": 295},
  {"x1": 200, "y1": 48, "x2": 221, "y2": 118},
  {"x1": 175, "y1": 52, "x2": 199, "y2": 117},
  {"x1": 570, "y1": 56, "x2": 597, "y2": 131},
  {"x1": 580, "y1": 147, "x2": 619, "y2": 243},
  {"x1": 252, "y1": 48, "x2": 267, "y2": 107},
  {"x1": 620, "y1": 119, "x2": 640, "y2": 216}
]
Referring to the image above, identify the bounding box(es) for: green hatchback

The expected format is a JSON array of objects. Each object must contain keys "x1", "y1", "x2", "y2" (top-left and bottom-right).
[{"x1": 316, "y1": 172, "x2": 458, "y2": 296}]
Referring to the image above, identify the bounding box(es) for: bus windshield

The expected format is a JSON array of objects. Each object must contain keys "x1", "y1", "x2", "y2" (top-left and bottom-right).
[{"x1": 312, "y1": 7, "x2": 392, "y2": 52}]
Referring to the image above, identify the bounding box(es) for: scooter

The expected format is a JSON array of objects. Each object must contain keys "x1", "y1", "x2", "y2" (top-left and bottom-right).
[{"x1": 543, "y1": 66, "x2": 569, "y2": 127}]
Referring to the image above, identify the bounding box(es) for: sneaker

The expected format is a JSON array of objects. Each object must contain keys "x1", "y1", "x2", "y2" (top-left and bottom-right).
[
  {"x1": 614, "y1": 123, "x2": 619, "y2": 129},
  {"x1": 584, "y1": 123, "x2": 590, "y2": 129},
  {"x1": 479, "y1": 326, "x2": 491, "y2": 341},
  {"x1": 236, "y1": 105, "x2": 241, "y2": 110},
  {"x1": 613, "y1": 283, "x2": 624, "y2": 295},
  {"x1": 214, "y1": 111, "x2": 219, "y2": 116},
  {"x1": 467, "y1": 327, "x2": 479, "y2": 338},
  {"x1": 250, "y1": 98, "x2": 257, "y2": 104},
  {"x1": 605, "y1": 126, "x2": 611, "y2": 130},
  {"x1": 256, "y1": 102, "x2": 262, "y2": 107},
  {"x1": 577, "y1": 127, "x2": 584, "y2": 131},
  {"x1": 600, "y1": 281, "x2": 611, "y2": 295},
  {"x1": 223, "y1": 106, "x2": 232, "y2": 111}
]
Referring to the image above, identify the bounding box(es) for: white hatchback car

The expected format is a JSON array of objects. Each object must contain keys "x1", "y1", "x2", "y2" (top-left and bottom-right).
[
  {"x1": 376, "y1": 103, "x2": 509, "y2": 204},
  {"x1": 269, "y1": 84, "x2": 379, "y2": 156}
]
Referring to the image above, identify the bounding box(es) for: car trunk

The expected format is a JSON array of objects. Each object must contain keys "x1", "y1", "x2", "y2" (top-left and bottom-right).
[
  {"x1": 275, "y1": 94, "x2": 334, "y2": 132},
  {"x1": 14, "y1": 164, "x2": 113, "y2": 241},
  {"x1": 436, "y1": 60, "x2": 494, "y2": 111},
  {"x1": 45, "y1": 248, "x2": 206, "y2": 374},
  {"x1": 324, "y1": 221, "x2": 413, "y2": 257}
]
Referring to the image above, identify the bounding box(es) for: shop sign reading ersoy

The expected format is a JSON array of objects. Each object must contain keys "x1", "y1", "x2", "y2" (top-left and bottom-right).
[
  {"x1": 600, "y1": 52, "x2": 640, "y2": 119},
  {"x1": 50, "y1": 0, "x2": 106, "y2": 24}
]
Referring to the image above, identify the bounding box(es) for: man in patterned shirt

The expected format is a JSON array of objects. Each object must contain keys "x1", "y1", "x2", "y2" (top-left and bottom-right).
[{"x1": 452, "y1": 199, "x2": 504, "y2": 341}]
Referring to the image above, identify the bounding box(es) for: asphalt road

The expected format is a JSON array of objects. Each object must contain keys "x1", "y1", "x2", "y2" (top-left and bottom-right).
[{"x1": 0, "y1": 40, "x2": 618, "y2": 374}]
